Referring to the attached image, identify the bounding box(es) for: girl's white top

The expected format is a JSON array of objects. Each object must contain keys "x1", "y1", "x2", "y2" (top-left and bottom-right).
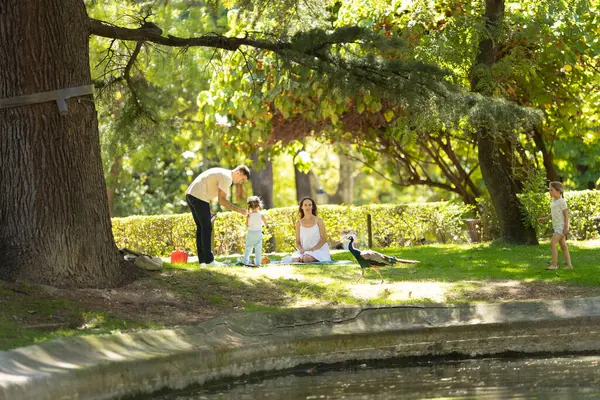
[
  {"x1": 550, "y1": 197, "x2": 568, "y2": 232},
  {"x1": 247, "y1": 211, "x2": 264, "y2": 231},
  {"x1": 293, "y1": 220, "x2": 331, "y2": 261}
]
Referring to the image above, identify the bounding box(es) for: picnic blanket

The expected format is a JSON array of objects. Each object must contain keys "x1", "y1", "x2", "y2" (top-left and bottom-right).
[{"x1": 270, "y1": 259, "x2": 353, "y2": 265}]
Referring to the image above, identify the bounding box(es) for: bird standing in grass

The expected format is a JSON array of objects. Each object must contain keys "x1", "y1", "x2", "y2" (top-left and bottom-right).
[{"x1": 347, "y1": 235, "x2": 419, "y2": 283}]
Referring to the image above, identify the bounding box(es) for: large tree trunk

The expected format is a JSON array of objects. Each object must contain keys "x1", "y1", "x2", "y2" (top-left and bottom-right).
[
  {"x1": 532, "y1": 126, "x2": 559, "y2": 183},
  {"x1": 329, "y1": 152, "x2": 354, "y2": 205},
  {"x1": 478, "y1": 131, "x2": 538, "y2": 243},
  {"x1": 294, "y1": 165, "x2": 312, "y2": 202},
  {"x1": 471, "y1": 0, "x2": 538, "y2": 244},
  {"x1": 0, "y1": 1, "x2": 132, "y2": 287},
  {"x1": 250, "y1": 153, "x2": 274, "y2": 209}
]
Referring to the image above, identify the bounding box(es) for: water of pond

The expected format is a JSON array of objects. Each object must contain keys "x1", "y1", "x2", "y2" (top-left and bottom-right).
[{"x1": 153, "y1": 355, "x2": 600, "y2": 399}]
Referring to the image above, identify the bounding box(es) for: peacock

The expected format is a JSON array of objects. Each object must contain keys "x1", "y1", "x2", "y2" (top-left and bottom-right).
[{"x1": 347, "y1": 235, "x2": 419, "y2": 283}]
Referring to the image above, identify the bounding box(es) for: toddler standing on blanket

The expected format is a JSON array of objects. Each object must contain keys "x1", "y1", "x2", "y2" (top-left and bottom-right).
[{"x1": 242, "y1": 196, "x2": 269, "y2": 266}]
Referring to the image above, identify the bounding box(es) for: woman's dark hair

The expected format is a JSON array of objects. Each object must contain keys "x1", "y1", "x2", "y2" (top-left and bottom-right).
[{"x1": 298, "y1": 196, "x2": 317, "y2": 218}]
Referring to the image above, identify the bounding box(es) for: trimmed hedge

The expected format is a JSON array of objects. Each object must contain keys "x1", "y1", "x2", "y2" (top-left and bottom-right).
[
  {"x1": 519, "y1": 189, "x2": 600, "y2": 240},
  {"x1": 112, "y1": 190, "x2": 600, "y2": 257},
  {"x1": 477, "y1": 189, "x2": 600, "y2": 241},
  {"x1": 112, "y1": 202, "x2": 475, "y2": 257}
]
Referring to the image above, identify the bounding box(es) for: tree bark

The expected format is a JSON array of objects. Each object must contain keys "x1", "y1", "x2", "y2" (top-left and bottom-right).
[
  {"x1": 250, "y1": 153, "x2": 274, "y2": 209},
  {"x1": 471, "y1": 0, "x2": 538, "y2": 244},
  {"x1": 294, "y1": 166, "x2": 312, "y2": 202},
  {"x1": 478, "y1": 130, "x2": 537, "y2": 243},
  {"x1": 329, "y1": 152, "x2": 354, "y2": 205},
  {"x1": 532, "y1": 125, "x2": 559, "y2": 183},
  {"x1": 0, "y1": 0, "x2": 133, "y2": 287}
]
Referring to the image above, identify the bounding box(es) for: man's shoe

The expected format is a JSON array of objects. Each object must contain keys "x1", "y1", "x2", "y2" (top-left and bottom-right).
[{"x1": 206, "y1": 260, "x2": 226, "y2": 267}]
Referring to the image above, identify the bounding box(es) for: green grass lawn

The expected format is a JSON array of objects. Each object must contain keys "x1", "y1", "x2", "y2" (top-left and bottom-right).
[
  {"x1": 214, "y1": 239, "x2": 596, "y2": 287},
  {"x1": 326, "y1": 239, "x2": 600, "y2": 284},
  {"x1": 1, "y1": 239, "x2": 598, "y2": 351}
]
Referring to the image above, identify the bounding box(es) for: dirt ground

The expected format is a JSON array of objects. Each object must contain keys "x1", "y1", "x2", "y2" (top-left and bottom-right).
[{"x1": 3, "y1": 267, "x2": 599, "y2": 334}]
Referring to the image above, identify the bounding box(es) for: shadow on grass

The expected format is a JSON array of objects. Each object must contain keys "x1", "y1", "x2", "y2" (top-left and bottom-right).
[
  {"x1": 1, "y1": 263, "x2": 369, "y2": 351},
  {"x1": 156, "y1": 264, "x2": 365, "y2": 309},
  {"x1": 0, "y1": 281, "x2": 160, "y2": 350}
]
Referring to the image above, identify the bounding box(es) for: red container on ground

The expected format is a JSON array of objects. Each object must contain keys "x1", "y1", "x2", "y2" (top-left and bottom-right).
[{"x1": 170, "y1": 250, "x2": 188, "y2": 264}]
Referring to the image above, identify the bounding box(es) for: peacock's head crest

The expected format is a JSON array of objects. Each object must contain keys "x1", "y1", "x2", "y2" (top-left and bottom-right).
[{"x1": 341, "y1": 231, "x2": 358, "y2": 243}]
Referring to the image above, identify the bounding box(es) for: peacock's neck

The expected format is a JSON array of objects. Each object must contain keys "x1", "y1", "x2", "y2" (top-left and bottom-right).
[{"x1": 349, "y1": 242, "x2": 359, "y2": 256}]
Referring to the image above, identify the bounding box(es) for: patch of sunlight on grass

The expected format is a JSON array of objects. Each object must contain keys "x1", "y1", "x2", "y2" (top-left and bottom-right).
[
  {"x1": 571, "y1": 239, "x2": 600, "y2": 249},
  {"x1": 501, "y1": 267, "x2": 530, "y2": 273},
  {"x1": 248, "y1": 266, "x2": 308, "y2": 282},
  {"x1": 162, "y1": 262, "x2": 193, "y2": 270},
  {"x1": 350, "y1": 282, "x2": 452, "y2": 303}
]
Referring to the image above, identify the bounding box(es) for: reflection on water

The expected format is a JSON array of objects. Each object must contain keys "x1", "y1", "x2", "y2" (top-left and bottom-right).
[{"x1": 155, "y1": 355, "x2": 600, "y2": 399}]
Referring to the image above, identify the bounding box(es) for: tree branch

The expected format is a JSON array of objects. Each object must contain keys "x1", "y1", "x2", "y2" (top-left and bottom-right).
[
  {"x1": 89, "y1": 18, "x2": 292, "y2": 52},
  {"x1": 88, "y1": 17, "x2": 451, "y2": 101}
]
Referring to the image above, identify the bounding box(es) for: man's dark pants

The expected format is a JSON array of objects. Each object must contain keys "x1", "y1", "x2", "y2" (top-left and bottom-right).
[{"x1": 186, "y1": 194, "x2": 214, "y2": 264}]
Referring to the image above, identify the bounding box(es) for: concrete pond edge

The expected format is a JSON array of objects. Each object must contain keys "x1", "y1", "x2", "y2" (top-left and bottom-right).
[{"x1": 3, "y1": 297, "x2": 600, "y2": 399}]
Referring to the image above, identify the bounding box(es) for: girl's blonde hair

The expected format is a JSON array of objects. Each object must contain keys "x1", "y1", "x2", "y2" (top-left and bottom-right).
[
  {"x1": 550, "y1": 181, "x2": 564, "y2": 197},
  {"x1": 247, "y1": 196, "x2": 263, "y2": 210}
]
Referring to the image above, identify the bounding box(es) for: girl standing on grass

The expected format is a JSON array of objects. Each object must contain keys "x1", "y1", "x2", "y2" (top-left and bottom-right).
[
  {"x1": 537, "y1": 181, "x2": 573, "y2": 270},
  {"x1": 242, "y1": 196, "x2": 268, "y2": 266}
]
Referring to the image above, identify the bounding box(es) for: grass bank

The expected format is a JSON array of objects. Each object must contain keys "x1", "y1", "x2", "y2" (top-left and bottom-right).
[{"x1": 1, "y1": 240, "x2": 599, "y2": 351}]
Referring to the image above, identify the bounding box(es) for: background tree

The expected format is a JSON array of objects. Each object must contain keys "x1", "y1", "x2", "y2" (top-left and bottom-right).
[
  {"x1": 468, "y1": 0, "x2": 538, "y2": 244},
  {"x1": 250, "y1": 152, "x2": 275, "y2": 208}
]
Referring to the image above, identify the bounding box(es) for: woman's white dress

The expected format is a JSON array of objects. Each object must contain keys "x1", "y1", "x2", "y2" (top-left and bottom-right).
[{"x1": 292, "y1": 222, "x2": 331, "y2": 262}]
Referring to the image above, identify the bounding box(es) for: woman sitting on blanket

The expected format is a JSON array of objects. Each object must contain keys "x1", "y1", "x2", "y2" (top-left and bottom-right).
[{"x1": 291, "y1": 196, "x2": 332, "y2": 263}]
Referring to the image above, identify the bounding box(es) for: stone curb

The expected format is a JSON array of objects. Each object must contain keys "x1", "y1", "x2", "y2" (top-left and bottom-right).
[{"x1": 3, "y1": 298, "x2": 600, "y2": 400}]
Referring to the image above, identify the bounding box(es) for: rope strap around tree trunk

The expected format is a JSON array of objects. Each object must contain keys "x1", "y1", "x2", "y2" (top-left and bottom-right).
[{"x1": 0, "y1": 85, "x2": 94, "y2": 115}]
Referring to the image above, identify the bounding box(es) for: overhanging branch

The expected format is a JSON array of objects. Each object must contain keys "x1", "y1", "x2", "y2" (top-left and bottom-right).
[
  {"x1": 88, "y1": 17, "x2": 453, "y2": 103},
  {"x1": 89, "y1": 18, "x2": 291, "y2": 52}
]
